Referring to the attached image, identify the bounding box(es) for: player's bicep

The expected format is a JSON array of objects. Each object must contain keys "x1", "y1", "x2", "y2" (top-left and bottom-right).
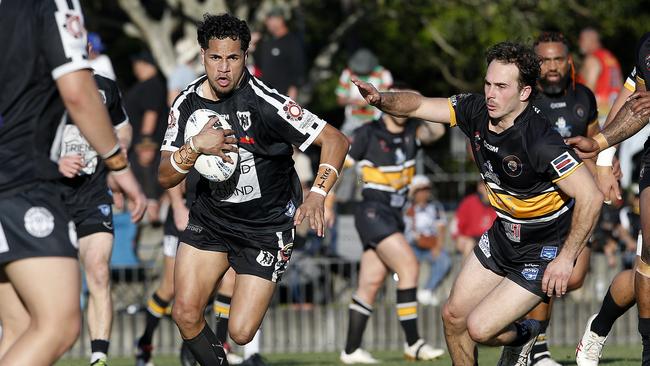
[
  {"x1": 555, "y1": 164, "x2": 597, "y2": 199},
  {"x1": 412, "y1": 97, "x2": 453, "y2": 124}
]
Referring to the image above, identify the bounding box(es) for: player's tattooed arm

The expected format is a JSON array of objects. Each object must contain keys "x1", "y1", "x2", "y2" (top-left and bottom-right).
[
  {"x1": 599, "y1": 90, "x2": 650, "y2": 148},
  {"x1": 173, "y1": 144, "x2": 199, "y2": 167}
]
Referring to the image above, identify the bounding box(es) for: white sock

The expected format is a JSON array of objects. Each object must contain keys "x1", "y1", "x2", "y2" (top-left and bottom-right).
[
  {"x1": 244, "y1": 329, "x2": 261, "y2": 358},
  {"x1": 90, "y1": 352, "x2": 107, "y2": 363}
]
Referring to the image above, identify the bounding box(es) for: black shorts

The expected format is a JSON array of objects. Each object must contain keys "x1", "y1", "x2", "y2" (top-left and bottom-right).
[
  {"x1": 0, "y1": 182, "x2": 77, "y2": 264},
  {"x1": 474, "y1": 227, "x2": 564, "y2": 303},
  {"x1": 354, "y1": 201, "x2": 404, "y2": 250},
  {"x1": 61, "y1": 173, "x2": 113, "y2": 239},
  {"x1": 180, "y1": 210, "x2": 294, "y2": 283}
]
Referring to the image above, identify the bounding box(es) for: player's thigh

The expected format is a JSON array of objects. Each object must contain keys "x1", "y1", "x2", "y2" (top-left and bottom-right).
[
  {"x1": 78, "y1": 232, "x2": 113, "y2": 275},
  {"x1": 0, "y1": 279, "x2": 30, "y2": 330},
  {"x1": 568, "y1": 246, "x2": 591, "y2": 290},
  {"x1": 217, "y1": 267, "x2": 236, "y2": 297},
  {"x1": 174, "y1": 243, "x2": 229, "y2": 309},
  {"x1": 467, "y1": 277, "x2": 541, "y2": 339},
  {"x1": 445, "y1": 251, "x2": 503, "y2": 321},
  {"x1": 229, "y1": 273, "x2": 276, "y2": 341},
  {"x1": 5, "y1": 257, "x2": 80, "y2": 322},
  {"x1": 375, "y1": 232, "x2": 419, "y2": 277}
]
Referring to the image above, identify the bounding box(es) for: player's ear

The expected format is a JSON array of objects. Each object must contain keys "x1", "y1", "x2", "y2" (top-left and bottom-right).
[
  {"x1": 520, "y1": 85, "x2": 532, "y2": 101},
  {"x1": 200, "y1": 48, "x2": 205, "y2": 66}
]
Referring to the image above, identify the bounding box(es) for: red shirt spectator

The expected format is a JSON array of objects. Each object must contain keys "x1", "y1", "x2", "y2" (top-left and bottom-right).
[{"x1": 451, "y1": 183, "x2": 496, "y2": 257}]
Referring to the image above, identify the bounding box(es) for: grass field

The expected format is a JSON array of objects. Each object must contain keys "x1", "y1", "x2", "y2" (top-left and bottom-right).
[{"x1": 56, "y1": 345, "x2": 642, "y2": 365}]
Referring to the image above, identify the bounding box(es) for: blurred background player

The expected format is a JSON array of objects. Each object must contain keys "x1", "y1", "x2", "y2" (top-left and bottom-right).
[
  {"x1": 340, "y1": 90, "x2": 445, "y2": 363},
  {"x1": 0, "y1": 1, "x2": 145, "y2": 364},
  {"x1": 451, "y1": 182, "x2": 496, "y2": 258},
  {"x1": 87, "y1": 32, "x2": 116, "y2": 81},
  {"x1": 404, "y1": 175, "x2": 451, "y2": 306},
  {"x1": 526, "y1": 31, "x2": 599, "y2": 366}
]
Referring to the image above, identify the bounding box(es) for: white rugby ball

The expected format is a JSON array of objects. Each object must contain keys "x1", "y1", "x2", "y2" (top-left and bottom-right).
[{"x1": 184, "y1": 109, "x2": 239, "y2": 182}]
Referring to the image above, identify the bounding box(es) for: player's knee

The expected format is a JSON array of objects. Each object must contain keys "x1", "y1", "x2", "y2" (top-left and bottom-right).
[
  {"x1": 85, "y1": 261, "x2": 111, "y2": 290},
  {"x1": 171, "y1": 298, "x2": 203, "y2": 331},
  {"x1": 228, "y1": 324, "x2": 256, "y2": 345},
  {"x1": 567, "y1": 271, "x2": 587, "y2": 291},
  {"x1": 466, "y1": 314, "x2": 493, "y2": 344},
  {"x1": 442, "y1": 301, "x2": 465, "y2": 329}
]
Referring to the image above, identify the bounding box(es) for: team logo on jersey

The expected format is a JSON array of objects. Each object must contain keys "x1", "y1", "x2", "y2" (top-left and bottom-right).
[
  {"x1": 283, "y1": 101, "x2": 304, "y2": 122},
  {"x1": 167, "y1": 110, "x2": 177, "y2": 128},
  {"x1": 473, "y1": 131, "x2": 481, "y2": 151},
  {"x1": 521, "y1": 265, "x2": 539, "y2": 281},
  {"x1": 24, "y1": 207, "x2": 55, "y2": 238},
  {"x1": 237, "y1": 111, "x2": 252, "y2": 131},
  {"x1": 553, "y1": 116, "x2": 572, "y2": 138},
  {"x1": 449, "y1": 93, "x2": 470, "y2": 107},
  {"x1": 278, "y1": 243, "x2": 294, "y2": 261},
  {"x1": 483, "y1": 161, "x2": 500, "y2": 185},
  {"x1": 540, "y1": 246, "x2": 558, "y2": 261},
  {"x1": 97, "y1": 204, "x2": 111, "y2": 217},
  {"x1": 502, "y1": 155, "x2": 523, "y2": 178},
  {"x1": 64, "y1": 13, "x2": 84, "y2": 39},
  {"x1": 574, "y1": 104, "x2": 586, "y2": 119},
  {"x1": 551, "y1": 151, "x2": 578, "y2": 176},
  {"x1": 478, "y1": 233, "x2": 491, "y2": 258},
  {"x1": 256, "y1": 250, "x2": 275, "y2": 267},
  {"x1": 285, "y1": 200, "x2": 296, "y2": 217}
]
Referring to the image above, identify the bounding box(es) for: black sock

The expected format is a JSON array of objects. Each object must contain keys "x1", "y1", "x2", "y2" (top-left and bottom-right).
[
  {"x1": 530, "y1": 320, "x2": 550, "y2": 363},
  {"x1": 510, "y1": 320, "x2": 537, "y2": 347},
  {"x1": 214, "y1": 294, "x2": 232, "y2": 346},
  {"x1": 344, "y1": 295, "x2": 372, "y2": 354},
  {"x1": 639, "y1": 318, "x2": 650, "y2": 366},
  {"x1": 90, "y1": 339, "x2": 110, "y2": 359},
  {"x1": 139, "y1": 293, "x2": 171, "y2": 346},
  {"x1": 397, "y1": 288, "x2": 420, "y2": 346},
  {"x1": 184, "y1": 323, "x2": 229, "y2": 366},
  {"x1": 591, "y1": 287, "x2": 634, "y2": 337}
]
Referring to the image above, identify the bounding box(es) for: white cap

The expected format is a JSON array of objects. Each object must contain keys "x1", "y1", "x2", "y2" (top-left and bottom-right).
[{"x1": 410, "y1": 174, "x2": 431, "y2": 191}]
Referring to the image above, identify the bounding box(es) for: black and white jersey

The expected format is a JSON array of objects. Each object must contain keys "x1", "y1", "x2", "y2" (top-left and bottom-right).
[
  {"x1": 534, "y1": 83, "x2": 598, "y2": 138},
  {"x1": 51, "y1": 74, "x2": 129, "y2": 177},
  {"x1": 348, "y1": 118, "x2": 421, "y2": 208},
  {"x1": 0, "y1": 0, "x2": 90, "y2": 198},
  {"x1": 161, "y1": 70, "x2": 327, "y2": 233},
  {"x1": 449, "y1": 93, "x2": 582, "y2": 245}
]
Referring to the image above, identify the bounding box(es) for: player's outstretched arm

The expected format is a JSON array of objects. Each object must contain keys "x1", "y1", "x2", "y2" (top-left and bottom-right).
[
  {"x1": 294, "y1": 124, "x2": 349, "y2": 237},
  {"x1": 57, "y1": 69, "x2": 146, "y2": 222},
  {"x1": 351, "y1": 77, "x2": 452, "y2": 123},
  {"x1": 543, "y1": 165, "x2": 603, "y2": 298}
]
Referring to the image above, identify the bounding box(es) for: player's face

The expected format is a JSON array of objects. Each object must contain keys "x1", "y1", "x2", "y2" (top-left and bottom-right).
[
  {"x1": 537, "y1": 42, "x2": 570, "y2": 94},
  {"x1": 484, "y1": 61, "x2": 529, "y2": 120},
  {"x1": 202, "y1": 38, "x2": 247, "y2": 97}
]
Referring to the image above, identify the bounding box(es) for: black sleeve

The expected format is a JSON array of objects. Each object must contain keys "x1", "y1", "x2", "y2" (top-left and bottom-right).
[
  {"x1": 528, "y1": 122, "x2": 582, "y2": 181},
  {"x1": 635, "y1": 32, "x2": 650, "y2": 87},
  {"x1": 96, "y1": 75, "x2": 129, "y2": 128},
  {"x1": 39, "y1": 0, "x2": 90, "y2": 80},
  {"x1": 448, "y1": 93, "x2": 485, "y2": 137},
  {"x1": 258, "y1": 96, "x2": 328, "y2": 152},
  {"x1": 348, "y1": 125, "x2": 370, "y2": 161}
]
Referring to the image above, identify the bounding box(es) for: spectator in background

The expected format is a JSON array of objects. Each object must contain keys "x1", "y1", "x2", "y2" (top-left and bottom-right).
[
  {"x1": 255, "y1": 7, "x2": 305, "y2": 100},
  {"x1": 578, "y1": 27, "x2": 623, "y2": 124},
  {"x1": 451, "y1": 182, "x2": 496, "y2": 257},
  {"x1": 167, "y1": 38, "x2": 200, "y2": 106},
  {"x1": 125, "y1": 50, "x2": 167, "y2": 222},
  {"x1": 404, "y1": 175, "x2": 451, "y2": 306},
  {"x1": 88, "y1": 32, "x2": 116, "y2": 81},
  {"x1": 336, "y1": 48, "x2": 393, "y2": 137}
]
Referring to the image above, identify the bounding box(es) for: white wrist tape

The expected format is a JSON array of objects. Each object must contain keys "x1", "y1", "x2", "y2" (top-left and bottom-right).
[
  {"x1": 189, "y1": 136, "x2": 200, "y2": 154},
  {"x1": 170, "y1": 158, "x2": 189, "y2": 174},
  {"x1": 319, "y1": 163, "x2": 340, "y2": 177},
  {"x1": 100, "y1": 143, "x2": 120, "y2": 159},
  {"x1": 596, "y1": 146, "x2": 617, "y2": 166},
  {"x1": 310, "y1": 187, "x2": 327, "y2": 197}
]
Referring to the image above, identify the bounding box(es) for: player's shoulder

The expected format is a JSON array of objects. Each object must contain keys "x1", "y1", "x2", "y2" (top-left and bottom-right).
[
  {"x1": 523, "y1": 104, "x2": 554, "y2": 137},
  {"x1": 170, "y1": 75, "x2": 205, "y2": 109},
  {"x1": 574, "y1": 82, "x2": 596, "y2": 99},
  {"x1": 449, "y1": 92, "x2": 483, "y2": 107}
]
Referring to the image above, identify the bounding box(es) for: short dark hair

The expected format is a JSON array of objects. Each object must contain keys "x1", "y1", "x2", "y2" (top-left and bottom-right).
[
  {"x1": 197, "y1": 13, "x2": 251, "y2": 52},
  {"x1": 534, "y1": 31, "x2": 570, "y2": 52},
  {"x1": 486, "y1": 41, "x2": 540, "y2": 94}
]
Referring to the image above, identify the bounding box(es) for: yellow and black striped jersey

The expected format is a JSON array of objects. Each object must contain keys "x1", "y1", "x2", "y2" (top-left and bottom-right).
[
  {"x1": 449, "y1": 93, "x2": 582, "y2": 245},
  {"x1": 533, "y1": 83, "x2": 598, "y2": 138},
  {"x1": 348, "y1": 118, "x2": 421, "y2": 208}
]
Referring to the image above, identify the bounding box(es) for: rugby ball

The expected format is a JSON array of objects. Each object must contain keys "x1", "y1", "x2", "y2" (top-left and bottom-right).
[{"x1": 183, "y1": 109, "x2": 239, "y2": 182}]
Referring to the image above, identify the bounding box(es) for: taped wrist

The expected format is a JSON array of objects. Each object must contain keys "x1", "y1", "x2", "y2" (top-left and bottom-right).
[
  {"x1": 310, "y1": 163, "x2": 340, "y2": 197},
  {"x1": 103, "y1": 145, "x2": 128, "y2": 172},
  {"x1": 593, "y1": 133, "x2": 610, "y2": 151},
  {"x1": 171, "y1": 144, "x2": 199, "y2": 175},
  {"x1": 596, "y1": 146, "x2": 617, "y2": 166}
]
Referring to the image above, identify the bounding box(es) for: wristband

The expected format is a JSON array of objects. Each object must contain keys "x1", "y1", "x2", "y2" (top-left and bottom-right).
[
  {"x1": 593, "y1": 133, "x2": 609, "y2": 151},
  {"x1": 100, "y1": 143, "x2": 120, "y2": 160},
  {"x1": 319, "y1": 163, "x2": 340, "y2": 177},
  {"x1": 310, "y1": 187, "x2": 327, "y2": 197},
  {"x1": 189, "y1": 136, "x2": 200, "y2": 154},
  {"x1": 170, "y1": 157, "x2": 189, "y2": 174},
  {"x1": 596, "y1": 146, "x2": 617, "y2": 166},
  {"x1": 104, "y1": 148, "x2": 128, "y2": 171},
  {"x1": 109, "y1": 163, "x2": 131, "y2": 176}
]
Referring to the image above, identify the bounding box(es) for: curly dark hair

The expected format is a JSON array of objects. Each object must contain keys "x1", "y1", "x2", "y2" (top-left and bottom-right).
[
  {"x1": 197, "y1": 13, "x2": 251, "y2": 51},
  {"x1": 533, "y1": 31, "x2": 570, "y2": 52},
  {"x1": 486, "y1": 41, "x2": 541, "y2": 95}
]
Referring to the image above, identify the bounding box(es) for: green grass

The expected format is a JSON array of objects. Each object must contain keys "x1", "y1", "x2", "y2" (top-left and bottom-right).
[{"x1": 56, "y1": 345, "x2": 642, "y2": 365}]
